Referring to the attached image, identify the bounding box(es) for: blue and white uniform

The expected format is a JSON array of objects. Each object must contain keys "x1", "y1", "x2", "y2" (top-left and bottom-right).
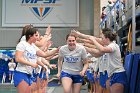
[
  {"x1": 20, "y1": 35, "x2": 42, "y2": 82},
  {"x1": 98, "y1": 53, "x2": 109, "y2": 88},
  {"x1": 13, "y1": 41, "x2": 39, "y2": 86},
  {"x1": 59, "y1": 44, "x2": 88, "y2": 83},
  {"x1": 107, "y1": 41, "x2": 127, "y2": 86},
  {"x1": 86, "y1": 53, "x2": 98, "y2": 84}
]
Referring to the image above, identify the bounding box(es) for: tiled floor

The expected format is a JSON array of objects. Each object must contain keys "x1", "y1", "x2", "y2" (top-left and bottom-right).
[
  {"x1": 0, "y1": 84, "x2": 16, "y2": 93},
  {"x1": 0, "y1": 83, "x2": 88, "y2": 93}
]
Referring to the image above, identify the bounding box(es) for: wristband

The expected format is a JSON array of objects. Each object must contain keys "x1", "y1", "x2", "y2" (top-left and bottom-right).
[{"x1": 43, "y1": 65, "x2": 48, "y2": 69}]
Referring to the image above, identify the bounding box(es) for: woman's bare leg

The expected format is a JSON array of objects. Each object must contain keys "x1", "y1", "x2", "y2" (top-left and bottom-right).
[
  {"x1": 72, "y1": 83, "x2": 82, "y2": 93},
  {"x1": 110, "y1": 83, "x2": 124, "y2": 93},
  {"x1": 17, "y1": 80, "x2": 31, "y2": 93},
  {"x1": 61, "y1": 77, "x2": 73, "y2": 93}
]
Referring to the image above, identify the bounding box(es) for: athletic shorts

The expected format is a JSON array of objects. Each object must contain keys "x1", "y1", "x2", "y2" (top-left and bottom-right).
[
  {"x1": 13, "y1": 70, "x2": 32, "y2": 87},
  {"x1": 60, "y1": 71, "x2": 84, "y2": 84},
  {"x1": 99, "y1": 71, "x2": 108, "y2": 88},
  {"x1": 31, "y1": 72, "x2": 39, "y2": 82},
  {"x1": 9, "y1": 71, "x2": 14, "y2": 75},
  {"x1": 86, "y1": 70, "x2": 94, "y2": 83},
  {"x1": 110, "y1": 71, "x2": 127, "y2": 87}
]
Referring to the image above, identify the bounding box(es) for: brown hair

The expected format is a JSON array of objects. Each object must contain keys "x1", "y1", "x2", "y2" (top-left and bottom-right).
[
  {"x1": 66, "y1": 33, "x2": 77, "y2": 41},
  {"x1": 18, "y1": 25, "x2": 33, "y2": 42},
  {"x1": 25, "y1": 27, "x2": 38, "y2": 41},
  {"x1": 102, "y1": 28, "x2": 117, "y2": 41}
]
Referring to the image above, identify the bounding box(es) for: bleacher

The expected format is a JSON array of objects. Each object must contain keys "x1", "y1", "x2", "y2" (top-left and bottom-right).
[{"x1": 0, "y1": 50, "x2": 15, "y2": 83}]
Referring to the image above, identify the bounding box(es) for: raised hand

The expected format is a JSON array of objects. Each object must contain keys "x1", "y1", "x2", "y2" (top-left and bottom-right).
[
  {"x1": 47, "y1": 40, "x2": 53, "y2": 48},
  {"x1": 45, "y1": 25, "x2": 52, "y2": 36},
  {"x1": 70, "y1": 29, "x2": 80, "y2": 37}
]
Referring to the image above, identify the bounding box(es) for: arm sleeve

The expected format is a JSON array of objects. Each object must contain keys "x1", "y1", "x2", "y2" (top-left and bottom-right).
[
  {"x1": 16, "y1": 41, "x2": 26, "y2": 52},
  {"x1": 58, "y1": 47, "x2": 63, "y2": 57},
  {"x1": 81, "y1": 47, "x2": 88, "y2": 60}
]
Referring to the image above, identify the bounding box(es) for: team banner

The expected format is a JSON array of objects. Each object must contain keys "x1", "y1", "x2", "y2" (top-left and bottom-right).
[{"x1": 2, "y1": 0, "x2": 79, "y2": 27}]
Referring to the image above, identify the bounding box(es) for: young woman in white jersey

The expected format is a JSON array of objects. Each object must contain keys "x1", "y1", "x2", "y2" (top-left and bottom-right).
[
  {"x1": 84, "y1": 37, "x2": 110, "y2": 93},
  {"x1": 8, "y1": 58, "x2": 16, "y2": 83},
  {"x1": 18, "y1": 25, "x2": 58, "y2": 93},
  {"x1": 71, "y1": 30, "x2": 110, "y2": 93},
  {"x1": 73, "y1": 29, "x2": 127, "y2": 93},
  {"x1": 56, "y1": 34, "x2": 89, "y2": 93},
  {"x1": 14, "y1": 27, "x2": 58, "y2": 93},
  {"x1": 72, "y1": 28, "x2": 127, "y2": 93},
  {"x1": 89, "y1": 29, "x2": 127, "y2": 93}
]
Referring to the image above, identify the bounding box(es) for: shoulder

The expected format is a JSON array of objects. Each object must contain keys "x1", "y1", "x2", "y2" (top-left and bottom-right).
[
  {"x1": 107, "y1": 41, "x2": 119, "y2": 52},
  {"x1": 76, "y1": 44, "x2": 86, "y2": 51},
  {"x1": 8, "y1": 62, "x2": 12, "y2": 65},
  {"x1": 16, "y1": 41, "x2": 28, "y2": 51},
  {"x1": 60, "y1": 45, "x2": 68, "y2": 50},
  {"x1": 76, "y1": 44, "x2": 84, "y2": 49},
  {"x1": 20, "y1": 36, "x2": 26, "y2": 41},
  {"x1": 110, "y1": 41, "x2": 119, "y2": 47},
  {"x1": 17, "y1": 41, "x2": 26, "y2": 47}
]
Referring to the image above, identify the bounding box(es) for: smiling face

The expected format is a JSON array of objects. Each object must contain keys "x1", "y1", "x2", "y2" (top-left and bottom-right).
[
  {"x1": 66, "y1": 35, "x2": 77, "y2": 51},
  {"x1": 29, "y1": 31, "x2": 39, "y2": 43}
]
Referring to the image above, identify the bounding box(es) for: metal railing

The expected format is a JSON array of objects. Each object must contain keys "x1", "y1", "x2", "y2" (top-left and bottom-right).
[
  {"x1": 100, "y1": 0, "x2": 126, "y2": 31},
  {"x1": 100, "y1": 0, "x2": 140, "y2": 53}
]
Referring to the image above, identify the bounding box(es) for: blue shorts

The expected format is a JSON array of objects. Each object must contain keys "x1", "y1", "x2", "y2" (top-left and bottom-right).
[
  {"x1": 95, "y1": 76, "x2": 99, "y2": 82},
  {"x1": 110, "y1": 71, "x2": 127, "y2": 87},
  {"x1": 99, "y1": 71, "x2": 108, "y2": 88},
  {"x1": 60, "y1": 71, "x2": 84, "y2": 84},
  {"x1": 31, "y1": 71, "x2": 39, "y2": 82},
  {"x1": 9, "y1": 71, "x2": 14, "y2": 75},
  {"x1": 13, "y1": 71, "x2": 32, "y2": 87},
  {"x1": 86, "y1": 70, "x2": 94, "y2": 83}
]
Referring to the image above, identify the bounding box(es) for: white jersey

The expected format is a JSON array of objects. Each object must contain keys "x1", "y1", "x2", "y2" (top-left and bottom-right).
[
  {"x1": 8, "y1": 62, "x2": 16, "y2": 71},
  {"x1": 20, "y1": 35, "x2": 26, "y2": 41},
  {"x1": 93, "y1": 57, "x2": 100, "y2": 72},
  {"x1": 87, "y1": 53, "x2": 98, "y2": 72},
  {"x1": 107, "y1": 41, "x2": 125, "y2": 77},
  {"x1": 35, "y1": 57, "x2": 42, "y2": 74},
  {"x1": 98, "y1": 53, "x2": 109, "y2": 72},
  {"x1": 15, "y1": 41, "x2": 39, "y2": 74},
  {"x1": 20, "y1": 35, "x2": 41, "y2": 71},
  {"x1": 59, "y1": 44, "x2": 87, "y2": 75}
]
